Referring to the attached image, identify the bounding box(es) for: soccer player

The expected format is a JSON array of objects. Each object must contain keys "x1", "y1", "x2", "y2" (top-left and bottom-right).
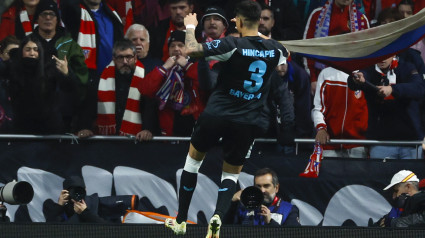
[{"x1": 165, "y1": 1, "x2": 289, "y2": 237}]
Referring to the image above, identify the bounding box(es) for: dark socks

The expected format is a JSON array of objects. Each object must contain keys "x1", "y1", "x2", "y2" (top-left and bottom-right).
[
  {"x1": 214, "y1": 179, "x2": 237, "y2": 219},
  {"x1": 176, "y1": 170, "x2": 198, "y2": 223}
]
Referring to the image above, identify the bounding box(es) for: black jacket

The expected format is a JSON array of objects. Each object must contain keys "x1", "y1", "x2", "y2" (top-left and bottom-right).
[
  {"x1": 348, "y1": 60, "x2": 425, "y2": 140},
  {"x1": 43, "y1": 193, "x2": 107, "y2": 223},
  {"x1": 392, "y1": 192, "x2": 425, "y2": 227},
  {"x1": 6, "y1": 54, "x2": 78, "y2": 134},
  {"x1": 43, "y1": 193, "x2": 137, "y2": 223}
]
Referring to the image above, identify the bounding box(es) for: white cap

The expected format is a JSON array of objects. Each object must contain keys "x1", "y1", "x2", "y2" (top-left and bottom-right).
[{"x1": 383, "y1": 170, "x2": 419, "y2": 190}]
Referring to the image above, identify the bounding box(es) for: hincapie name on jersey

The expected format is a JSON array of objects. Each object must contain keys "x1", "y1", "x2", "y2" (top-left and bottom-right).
[{"x1": 242, "y1": 49, "x2": 275, "y2": 58}]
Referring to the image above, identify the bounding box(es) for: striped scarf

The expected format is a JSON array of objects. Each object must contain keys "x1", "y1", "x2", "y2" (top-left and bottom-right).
[
  {"x1": 314, "y1": 0, "x2": 362, "y2": 69},
  {"x1": 156, "y1": 63, "x2": 193, "y2": 111},
  {"x1": 374, "y1": 57, "x2": 398, "y2": 100},
  {"x1": 78, "y1": 4, "x2": 121, "y2": 70},
  {"x1": 97, "y1": 61, "x2": 145, "y2": 136},
  {"x1": 124, "y1": 0, "x2": 134, "y2": 34},
  {"x1": 314, "y1": 0, "x2": 361, "y2": 38},
  {"x1": 19, "y1": 8, "x2": 37, "y2": 36}
]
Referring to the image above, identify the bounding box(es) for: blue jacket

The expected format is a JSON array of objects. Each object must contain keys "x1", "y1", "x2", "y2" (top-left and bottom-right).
[{"x1": 234, "y1": 197, "x2": 300, "y2": 226}]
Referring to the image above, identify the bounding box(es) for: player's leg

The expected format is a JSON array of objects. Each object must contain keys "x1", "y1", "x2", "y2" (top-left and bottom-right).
[
  {"x1": 176, "y1": 143, "x2": 206, "y2": 223},
  {"x1": 214, "y1": 162, "x2": 243, "y2": 219},
  {"x1": 205, "y1": 162, "x2": 242, "y2": 238},
  {"x1": 166, "y1": 113, "x2": 222, "y2": 235},
  {"x1": 165, "y1": 144, "x2": 206, "y2": 235},
  {"x1": 206, "y1": 123, "x2": 257, "y2": 238}
]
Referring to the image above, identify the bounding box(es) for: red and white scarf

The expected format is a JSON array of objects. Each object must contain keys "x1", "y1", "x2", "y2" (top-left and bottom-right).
[
  {"x1": 78, "y1": 4, "x2": 121, "y2": 70},
  {"x1": 97, "y1": 61, "x2": 145, "y2": 136},
  {"x1": 124, "y1": 0, "x2": 134, "y2": 34},
  {"x1": 19, "y1": 8, "x2": 37, "y2": 36},
  {"x1": 375, "y1": 57, "x2": 398, "y2": 100}
]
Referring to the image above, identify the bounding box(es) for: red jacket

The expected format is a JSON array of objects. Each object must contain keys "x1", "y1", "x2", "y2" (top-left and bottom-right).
[
  {"x1": 312, "y1": 67, "x2": 368, "y2": 150},
  {"x1": 0, "y1": 6, "x2": 34, "y2": 41},
  {"x1": 303, "y1": 2, "x2": 369, "y2": 82},
  {"x1": 144, "y1": 62, "x2": 205, "y2": 136}
]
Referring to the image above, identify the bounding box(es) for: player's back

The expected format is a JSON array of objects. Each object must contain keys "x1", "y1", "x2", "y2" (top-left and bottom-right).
[{"x1": 203, "y1": 36, "x2": 288, "y2": 125}]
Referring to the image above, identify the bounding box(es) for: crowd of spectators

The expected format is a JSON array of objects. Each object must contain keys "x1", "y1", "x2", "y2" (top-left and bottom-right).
[{"x1": 0, "y1": 0, "x2": 424, "y2": 159}]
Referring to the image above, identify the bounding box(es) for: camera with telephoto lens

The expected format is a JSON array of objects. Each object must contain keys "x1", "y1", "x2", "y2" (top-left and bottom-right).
[
  {"x1": 0, "y1": 180, "x2": 34, "y2": 205},
  {"x1": 68, "y1": 186, "x2": 86, "y2": 202},
  {"x1": 240, "y1": 186, "x2": 264, "y2": 210}
]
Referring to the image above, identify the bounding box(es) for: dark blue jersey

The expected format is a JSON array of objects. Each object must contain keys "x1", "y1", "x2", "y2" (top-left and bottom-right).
[{"x1": 202, "y1": 36, "x2": 288, "y2": 125}]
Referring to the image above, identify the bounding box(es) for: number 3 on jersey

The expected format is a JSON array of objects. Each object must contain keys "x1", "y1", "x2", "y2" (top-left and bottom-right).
[{"x1": 244, "y1": 60, "x2": 266, "y2": 93}]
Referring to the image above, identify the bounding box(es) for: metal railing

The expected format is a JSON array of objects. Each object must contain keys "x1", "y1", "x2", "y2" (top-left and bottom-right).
[
  {"x1": 294, "y1": 138, "x2": 424, "y2": 158},
  {"x1": 0, "y1": 134, "x2": 423, "y2": 157}
]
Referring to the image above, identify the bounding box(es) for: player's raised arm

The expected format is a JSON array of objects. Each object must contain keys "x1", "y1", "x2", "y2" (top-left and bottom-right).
[{"x1": 184, "y1": 13, "x2": 204, "y2": 58}]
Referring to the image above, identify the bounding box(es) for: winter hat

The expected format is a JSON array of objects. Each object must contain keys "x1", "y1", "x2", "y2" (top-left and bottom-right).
[{"x1": 201, "y1": 6, "x2": 228, "y2": 27}]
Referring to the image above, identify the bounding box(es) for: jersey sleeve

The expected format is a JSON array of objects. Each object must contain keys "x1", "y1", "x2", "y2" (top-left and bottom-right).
[
  {"x1": 276, "y1": 43, "x2": 289, "y2": 66},
  {"x1": 202, "y1": 36, "x2": 237, "y2": 62}
]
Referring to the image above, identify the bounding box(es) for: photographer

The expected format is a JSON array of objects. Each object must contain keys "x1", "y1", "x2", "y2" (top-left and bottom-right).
[
  {"x1": 43, "y1": 176, "x2": 107, "y2": 223},
  {"x1": 231, "y1": 168, "x2": 300, "y2": 226},
  {"x1": 376, "y1": 170, "x2": 425, "y2": 227}
]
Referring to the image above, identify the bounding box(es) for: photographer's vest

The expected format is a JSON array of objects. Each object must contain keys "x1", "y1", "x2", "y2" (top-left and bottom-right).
[{"x1": 239, "y1": 197, "x2": 293, "y2": 225}]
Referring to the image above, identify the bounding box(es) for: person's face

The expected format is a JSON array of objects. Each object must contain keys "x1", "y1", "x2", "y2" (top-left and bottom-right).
[
  {"x1": 169, "y1": 1, "x2": 193, "y2": 27},
  {"x1": 22, "y1": 41, "x2": 39, "y2": 58},
  {"x1": 334, "y1": 0, "x2": 353, "y2": 8},
  {"x1": 254, "y1": 173, "x2": 279, "y2": 204},
  {"x1": 169, "y1": 41, "x2": 186, "y2": 57},
  {"x1": 276, "y1": 63, "x2": 288, "y2": 77},
  {"x1": 127, "y1": 29, "x2": 150, "y2": 59},
  {"x1": 23, "y1": 0, "x2": 40, "y2": 8},
  {"x1": 37, "y1": 10, "x2": 57, "y2": 33},
  {"x1": 1, "y1": 44, "x2": 19, "y2": 61},
  {"x1": 259, "y1": 9, "x2": 274, "y2": 36},
  {"x1": 398, "y1": 4, "x2": 413, "y2": 18},
  {"x1": 113, "y1": 48, "x2": 136, "y2": 75},
  {"x1": 377, "y1": 56, "x2": 394, "y2": 70},
  {"x1": 83, "y1": 0, "x2": 102, "y2": 9},
  {"x1": 392, "y1": 182, "x2": 416, "y2": 199},
  {"x1": 203, "y1": 15, "x2": 227, "y2": 39}
]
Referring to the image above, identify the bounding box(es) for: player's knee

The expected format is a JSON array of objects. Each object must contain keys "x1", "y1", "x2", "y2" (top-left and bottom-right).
[
  {"x1": 183, "y1": 154, "x2": 204, "y2": 173},
  {"x1": 221, "y1": 171, "x2": 239, "y2": 183}
]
